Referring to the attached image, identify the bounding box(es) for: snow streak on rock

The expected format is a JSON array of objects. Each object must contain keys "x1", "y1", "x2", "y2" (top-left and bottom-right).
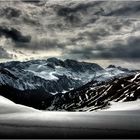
[{"x1": 48, "y1": 72, "x2": 140, "y2": 111}]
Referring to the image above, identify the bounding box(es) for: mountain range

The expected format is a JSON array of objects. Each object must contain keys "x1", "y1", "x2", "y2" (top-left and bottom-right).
[
  {"x1": 0, "y1": 57, "x2": 136, "y2": 93},
  {"x1": 0, "y1": 57, "x2": 103, "y2": 93},
  {"x1": 0, "y1": 58, "x2": 139, "y2": 110}
]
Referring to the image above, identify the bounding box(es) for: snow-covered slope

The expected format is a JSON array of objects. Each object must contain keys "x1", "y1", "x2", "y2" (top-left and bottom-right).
[
  {"x1": 0, "y1": 81, "x2": 140, "y2": 138},
  {"x1": 0, "y1": 95, "x2": 38, "y2": 114},
  {"x1": 0, "y1": 108, "x2": 140, "y2": 138},
  {"x1": 0, "y1": 94, "x2": 140, "y2": 138},
  {"x1": 104, "y1": 100, "x2": 140, "y2": 111}
]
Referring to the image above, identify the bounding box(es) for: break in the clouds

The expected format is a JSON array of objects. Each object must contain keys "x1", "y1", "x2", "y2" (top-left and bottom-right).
[{"x1": 0, "y1": 0, "x2": 140, "y2": 68}]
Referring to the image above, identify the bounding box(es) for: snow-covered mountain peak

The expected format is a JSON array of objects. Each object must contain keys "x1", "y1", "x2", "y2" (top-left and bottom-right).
[
  {"x1": 0, "y1": 58, "x2": 139, "y2": 111},
  {"x1": 0, "y1": 58, "x2": 137, "y2": 94}
]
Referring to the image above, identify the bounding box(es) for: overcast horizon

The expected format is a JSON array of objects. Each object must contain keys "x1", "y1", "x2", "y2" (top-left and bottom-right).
[{"x1": 0, "y1": 0, "x2": 140, "y2": 69}]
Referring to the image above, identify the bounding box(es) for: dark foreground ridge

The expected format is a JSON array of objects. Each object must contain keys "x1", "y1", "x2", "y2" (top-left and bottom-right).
[{"x1": 47, "y1": 72, "x2": 140, "y2": 111}]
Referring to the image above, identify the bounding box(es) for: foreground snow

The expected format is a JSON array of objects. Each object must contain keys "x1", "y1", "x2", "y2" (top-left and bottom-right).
[
  {"x1": 104, "y1": 100, "x2": 140, "y2": 111},
  {"x1": 0, "y1": 96, "x2": 38, "y2": 114},
  {"x1": 0, "y1": 96, "x2": 140, "y2": 138}
]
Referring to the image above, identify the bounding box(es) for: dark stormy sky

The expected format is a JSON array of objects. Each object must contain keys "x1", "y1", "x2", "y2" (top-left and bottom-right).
[{"x1": 0, "y1": 0, "x2": 140, "y2": 69}]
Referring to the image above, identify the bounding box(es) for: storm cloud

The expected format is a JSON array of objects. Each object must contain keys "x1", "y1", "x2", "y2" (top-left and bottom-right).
[
  {"x1": 0, "y1": 7, "x2": 21, "y2": 19},
  {"x1": 66, "y1": 35, "x2": 140, "y2": 60},
  {"x1": 0, "y1": 0, "x2": 140, "y2": 69},
  {"x1": 0, "y1": 26, "x2": 31, "y2": 43}
]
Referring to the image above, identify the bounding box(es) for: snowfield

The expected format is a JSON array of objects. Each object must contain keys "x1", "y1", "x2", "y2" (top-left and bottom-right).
[
  {"x1": 0, "y1": 96, "x2": 140, "y2": 138},
  {"x1": 0, "y1": 96, "x2": 38, "y2": 114},
  {"x1": 104, "y1": 100, "x2": 140, "y2": 111}
]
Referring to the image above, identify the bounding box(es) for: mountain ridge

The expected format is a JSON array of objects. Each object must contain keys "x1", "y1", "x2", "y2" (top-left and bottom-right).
[
  {"x1": 48, "y1": 72, "x2": 140, "y2": 111},
  {"x1": 0, "y1": 58, "x2": 139, "y2": 111},
  {"x1": 0, "y1": 57, "x2": 103, "y2": 93},
  {"x1": 0, "y1": 58, "x2": 137, "y2": 93}
]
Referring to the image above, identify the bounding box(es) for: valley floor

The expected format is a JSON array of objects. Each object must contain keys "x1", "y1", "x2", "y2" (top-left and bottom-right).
[{"x1": 0, "y1": 96, "x2": 140, "y2": 138}]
